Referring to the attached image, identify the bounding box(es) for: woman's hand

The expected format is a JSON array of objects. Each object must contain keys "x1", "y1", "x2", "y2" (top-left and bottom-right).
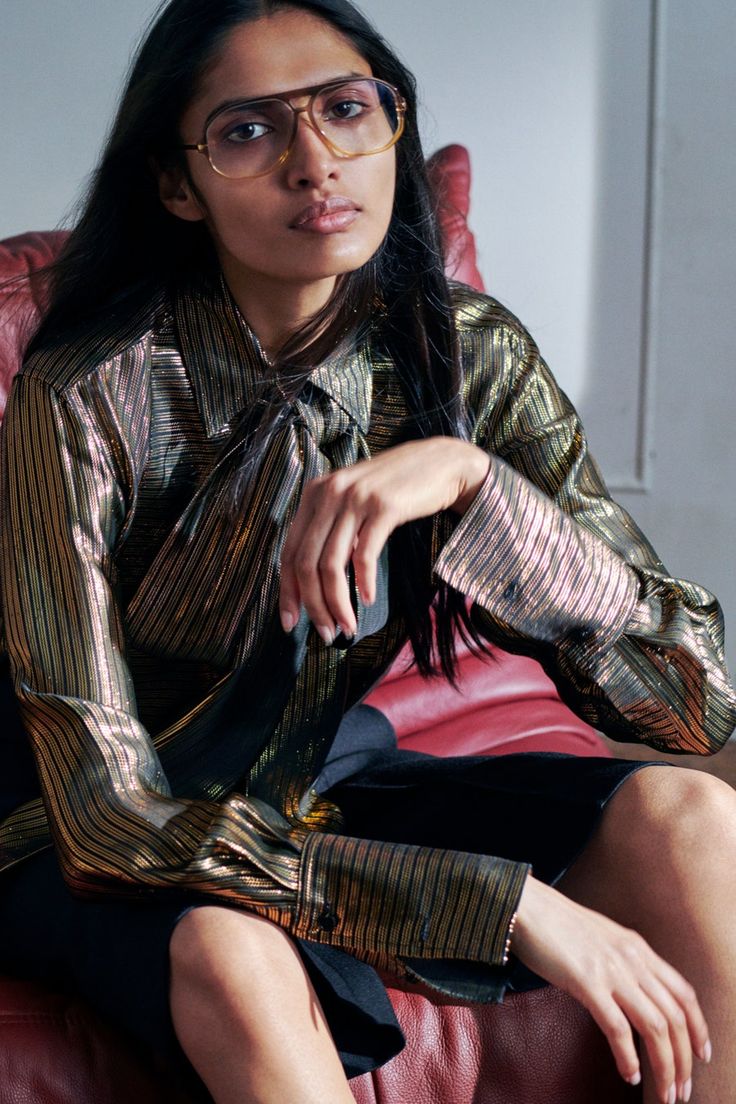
[
  {"x1": 279, "y1": 437, "x2": 490, "y2": 641},
  {"x1": 512, "y1": 876, "x2": 710, "y2": 1103}
]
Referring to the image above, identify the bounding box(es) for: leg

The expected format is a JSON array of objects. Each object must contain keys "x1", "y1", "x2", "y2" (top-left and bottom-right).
[
  {"x1": 169, "y1": 907, "x2": 356, "y2": 1104},
  {"x1": 557, "y1": 765, "x2": 736, "y2": 1103}
]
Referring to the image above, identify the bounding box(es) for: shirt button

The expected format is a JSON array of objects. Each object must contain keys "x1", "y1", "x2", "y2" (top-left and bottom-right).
[
  {"x1": 317, "y1": 906, "x2": 340, "y2": 933},
  {"x1": 502, "y1": 580, "x2": 519, "y2": 602}
]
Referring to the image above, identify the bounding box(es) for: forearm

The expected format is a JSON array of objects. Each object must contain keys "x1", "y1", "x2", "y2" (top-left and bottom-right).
[
  {"x1": 293, "y1": 829, "x2": 529, "y2": 966},
  {"x1": 436, "y1": 454, "x2": 638, "y2": 645},
  {"x1": 433, "y1": 456, "x2": 736, "y2": 752}
]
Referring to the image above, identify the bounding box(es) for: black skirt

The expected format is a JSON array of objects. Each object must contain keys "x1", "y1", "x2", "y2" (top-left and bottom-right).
[{"x1": 0, "y1": 698, "x2": 666, "y2": 1094}]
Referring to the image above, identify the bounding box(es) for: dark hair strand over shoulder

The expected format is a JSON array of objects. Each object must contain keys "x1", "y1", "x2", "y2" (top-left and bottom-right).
[{"x1": 25, "y1": 0, "x2": 494, "y2": 681}]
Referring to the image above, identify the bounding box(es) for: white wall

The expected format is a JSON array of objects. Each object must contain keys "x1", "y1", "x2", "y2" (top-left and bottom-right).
[
  {"x1": 2, "y1": 0, "x2": 631, "y2": 411},
  {"x1": 1, "y1": 1, "x2": 157, "y2": 231},
  {"x1": 0, "y1": 0, "x2": 643, "y2": 409},
  {"x1": 2, "y1": 0, "x2": 735, "y2": 671},
  {"x1": 618, "y1": 0, "x2": 736, "y2": 665}
]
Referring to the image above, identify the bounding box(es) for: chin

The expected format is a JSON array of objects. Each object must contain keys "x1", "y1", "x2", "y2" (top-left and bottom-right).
[
  {"x1": 279, "y1": 247, "x2": 380, "y2": 283},
  {"x1": 309, "y1": 236, "x2": 385, "y2": 273}
]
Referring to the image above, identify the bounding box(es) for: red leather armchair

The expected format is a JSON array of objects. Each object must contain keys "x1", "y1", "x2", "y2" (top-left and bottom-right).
[{"x1": 0, "y1": 148, "x2": 637, "y2": 1103}]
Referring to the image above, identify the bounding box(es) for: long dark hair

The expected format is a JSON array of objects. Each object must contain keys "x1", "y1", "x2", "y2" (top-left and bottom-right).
[{"x1": 27, "y1": 0, "x2": 492, "y2": 680}]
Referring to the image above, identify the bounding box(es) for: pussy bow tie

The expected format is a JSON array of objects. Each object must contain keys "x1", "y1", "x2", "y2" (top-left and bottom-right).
[
  {"x1": 126, "y1": 350, "x2": 388, "y2": 672},
  {"x1": 121, "y1": 280, "x2": 390, "y2": 796}
]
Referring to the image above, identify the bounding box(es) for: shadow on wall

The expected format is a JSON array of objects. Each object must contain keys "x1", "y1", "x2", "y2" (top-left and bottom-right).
[{"x1": 576, "y1": 0, "x2": 653, "y2": 494}]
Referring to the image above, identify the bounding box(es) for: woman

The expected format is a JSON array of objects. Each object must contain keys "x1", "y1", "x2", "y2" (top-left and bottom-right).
[{"x1": 1, "y1": 2, "x2": 735, "y2": 1103}]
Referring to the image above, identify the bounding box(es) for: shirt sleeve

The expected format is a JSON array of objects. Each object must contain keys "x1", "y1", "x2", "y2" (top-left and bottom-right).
[
  {"x1": 1, "y1": 366, "x2": 527, "y2": 974},
  {"x1": 434, "y1": 299, "x2": 736, "y2": 754}
]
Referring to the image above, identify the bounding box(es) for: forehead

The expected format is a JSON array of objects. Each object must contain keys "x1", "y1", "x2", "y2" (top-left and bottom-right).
[{"x1": 190, "y1": 9, "x2": 372, "y2": 116}]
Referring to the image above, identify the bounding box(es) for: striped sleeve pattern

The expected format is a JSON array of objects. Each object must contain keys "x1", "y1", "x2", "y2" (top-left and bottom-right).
[
  {"x1": 0, "y1": 309, "x2": 529, "y2": 978},
  {"x1": 434, "y1": 288, "x2": 736, "y2": 755},
  {"x1": 1, "y1": 368, "x2": 304, "y2": 909},
  {"x1": 435, "y1": 457, "x2": 638, "y2": 646},
  {"x1": 295, "y1": 832, "x2": 527, "y2": 966},
  {"x1": 2, "y1": 277, "x2": 734, "y2": 988}
]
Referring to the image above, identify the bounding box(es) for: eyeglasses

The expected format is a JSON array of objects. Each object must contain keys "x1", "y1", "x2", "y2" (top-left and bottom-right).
[{"x1": 179, "y1": 77, "x2": 406, "y2": 179}]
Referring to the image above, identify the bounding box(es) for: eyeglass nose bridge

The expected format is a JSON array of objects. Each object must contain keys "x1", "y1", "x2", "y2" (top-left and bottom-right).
[{"x1": 279, "y1": 97, "x2": 346, "y2": 167}]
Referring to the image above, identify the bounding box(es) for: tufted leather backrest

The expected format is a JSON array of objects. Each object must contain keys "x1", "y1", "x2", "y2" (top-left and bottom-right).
[
  {"x1": 0, "y1": 230, "x2": 68, "y2": 419},
  {"x1": 426, "y1": 144, "x2": 485, "y2": 291}
]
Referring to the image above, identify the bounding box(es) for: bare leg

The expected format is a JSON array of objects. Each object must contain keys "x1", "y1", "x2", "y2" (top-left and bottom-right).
[
  {"x1": 169, "y1": 907, "x2": 356, "y2": 1104},
  {"x1": 557, "y1": 765, "x2": 736, "y2": 1103}
]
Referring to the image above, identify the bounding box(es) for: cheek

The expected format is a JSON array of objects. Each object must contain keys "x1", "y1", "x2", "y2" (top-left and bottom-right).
[
  {"x1": 361, "y1": 155, "x2": 397, "y2": 242},
  {"x1": 377, "y1": 155, "x2": 397, "y2": 214},
  {"x1": 198, "y1": 183, "x2": 273, "y2": 249}
]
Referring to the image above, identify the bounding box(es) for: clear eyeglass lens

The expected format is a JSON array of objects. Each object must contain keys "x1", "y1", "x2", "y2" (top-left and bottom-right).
[{"x1": 206, "y1": 79, "x2": 400, "y2": 178}]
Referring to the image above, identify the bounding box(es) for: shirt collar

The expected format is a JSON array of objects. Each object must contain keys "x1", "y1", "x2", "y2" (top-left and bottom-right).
[{"x1": 173, "y1": 275, "x2": 373, "y2": 439}]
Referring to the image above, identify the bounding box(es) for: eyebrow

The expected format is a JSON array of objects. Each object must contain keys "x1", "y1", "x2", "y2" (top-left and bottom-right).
[{"x1": 203, "y1": 71, "x2": 371, "y2": 130}]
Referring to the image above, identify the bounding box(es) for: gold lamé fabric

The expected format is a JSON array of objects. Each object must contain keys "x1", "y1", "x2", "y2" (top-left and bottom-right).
[{"x1": 1, "y1": 278, "x2": 734, "y2": 992}]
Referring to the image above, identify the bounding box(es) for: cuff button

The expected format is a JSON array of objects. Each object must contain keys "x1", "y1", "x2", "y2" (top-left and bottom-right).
[{"x1": 316, "y1": 906, "x2": 340, "y2": 933}]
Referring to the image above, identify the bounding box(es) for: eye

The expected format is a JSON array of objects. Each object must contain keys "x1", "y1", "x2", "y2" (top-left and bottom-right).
[
  {"x1": 320, "y1": 81, "x2": 382, "y2": 124},
  {"x1": 223, "y1": 120, "x2": 273, "y2": 144},
  {"x1": 325, "y1": 98, "x2": 366, "y2": 121}
]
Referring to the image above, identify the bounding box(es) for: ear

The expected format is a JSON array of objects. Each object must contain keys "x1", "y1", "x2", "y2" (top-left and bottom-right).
[{"x1": 155, "y1": 163, "x2": 206, "y2": 223}]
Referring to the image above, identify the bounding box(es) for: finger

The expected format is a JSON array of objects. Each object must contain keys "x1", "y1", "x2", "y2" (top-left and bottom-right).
[
  {"x1": 293, "y1": 528, "x2": 340, "y2": 644},
  {"x1": 290, "y1": 479, "x2": 358, "y2": 642},
  {"x1": 584, "y1": 994, "x2": 642, "y2": 1087},
  {"x1": 280, "y1": 542, "x2": 303, "y2": 633},
  {"x1": 616, "y1": 984, "x2": 677, "y2": 1104},
  {"x1": 351, "y1": 514, "x2": 394, "y2": 606},
  {"x1": 281, "y1": 506, "x2": 336, "y2": 643},
  {"x1": 317, "y1": 511, "x2": 362, "y2": 637},
  {"x1": 638, "y1": 972, "x2": 692, "y2": 1100},
  {"x1": 651, "y1": 954, "x2": 711, "y2": 1065},
  {"x1": 279, "y1": 505, "x2": 315, "y2": 632}
]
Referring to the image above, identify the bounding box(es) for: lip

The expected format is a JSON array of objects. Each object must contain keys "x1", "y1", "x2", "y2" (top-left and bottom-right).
[{"x1": 290, "y1": 196, "x2": 360, "y2": 233}]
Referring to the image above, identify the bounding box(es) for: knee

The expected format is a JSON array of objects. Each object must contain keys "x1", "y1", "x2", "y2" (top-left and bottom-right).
[
  {"x1": 613, "y1": 766, "x2": 736, "y2": 868},
  {"x1": 169, "y1": 905, "x2": 289, "y2": 996}
]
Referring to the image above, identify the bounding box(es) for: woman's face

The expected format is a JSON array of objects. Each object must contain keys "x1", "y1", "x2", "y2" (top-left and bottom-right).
[{"x1": 166, "y1": 8, "x2": 397, "y2": 303}]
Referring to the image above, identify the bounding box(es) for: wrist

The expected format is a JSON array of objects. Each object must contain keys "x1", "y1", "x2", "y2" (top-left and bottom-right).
[
  {"x1": 452, "y1": 444, "x2": 492, "y2": 515},
  {"x1": 510, "y1": 874, "x2": 546, "y2": 949}
]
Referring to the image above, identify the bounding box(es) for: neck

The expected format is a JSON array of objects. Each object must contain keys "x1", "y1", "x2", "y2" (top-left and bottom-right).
[{"x1": 220, "y1": 261, "x2": 338, "y2": 361}]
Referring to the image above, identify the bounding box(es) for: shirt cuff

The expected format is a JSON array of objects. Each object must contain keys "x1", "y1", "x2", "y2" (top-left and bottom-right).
[
  {"x1": 434, "y1": 457, "x2": 638, "y2": 647},
  {"x1": 292, "y1": 830, "x2": 529, "y2": 968}
]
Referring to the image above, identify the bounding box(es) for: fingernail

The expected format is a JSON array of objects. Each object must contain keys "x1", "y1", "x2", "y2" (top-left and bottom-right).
[
  {"x1": 666, "y1": 1083, "x2": 676, "y2": 1104},
  {"x1": 682, "y1": 1079, "x2": 692, "y2": 1103},
  {"x1": 337, "y1": 625, "x2": 355, "y2": 641},
  {"x1": 281, "y1": 610, "x2": 296, "y2": 633},
  {"x1": 317, "y1": 624, "x2": 334, "y2": 646},
  {"x1": 626, "y1": 1071, "x2": 641, "y2": 1086},
  {"x1": 701, "y1": 1039, "x2": 713, "y2": 1063}
]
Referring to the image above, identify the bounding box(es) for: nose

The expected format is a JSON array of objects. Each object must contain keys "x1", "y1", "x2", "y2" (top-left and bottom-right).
[{"x1": 283, "y1": 110, "x2": 342, "y2": 190}]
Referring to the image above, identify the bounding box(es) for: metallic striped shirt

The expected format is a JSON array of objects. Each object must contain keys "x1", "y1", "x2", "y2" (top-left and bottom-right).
[{"x1": 1, "y1": 279, "x2": 734, "y2": 996}]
